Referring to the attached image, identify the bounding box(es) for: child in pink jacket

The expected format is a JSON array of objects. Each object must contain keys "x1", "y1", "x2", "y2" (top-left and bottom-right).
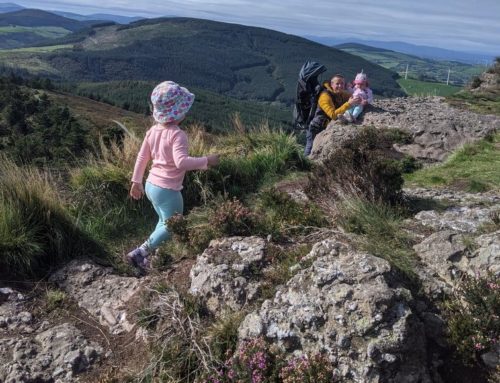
[
  {"x1": 344, "y1": 72, "x2": 373, "y2": 122},
  {"x1": 125, "y1": 81, "x2": 219, "y2": 271}
]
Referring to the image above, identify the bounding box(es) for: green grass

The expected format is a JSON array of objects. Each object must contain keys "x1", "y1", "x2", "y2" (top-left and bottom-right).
[
  {"x1": 405, "y1": 133, "x2": 500, "y2": 192},
  {"x1": 336, "y1": 198, "x2": 417, "y2": 283},
  {"x1": 447, "y1": 89, "x2": 500, "y2": 115},
  {"x1": 0, "y1": 155, "x2": 105, "y2": 279},
  {"x1": 398, "y1": 78, "x2": 462, "y2": 97}
]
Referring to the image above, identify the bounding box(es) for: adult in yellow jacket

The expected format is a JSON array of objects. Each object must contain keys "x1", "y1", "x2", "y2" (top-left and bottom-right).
[{"x1": 304, "y1": 75, "x2": 360, "y2": 156}]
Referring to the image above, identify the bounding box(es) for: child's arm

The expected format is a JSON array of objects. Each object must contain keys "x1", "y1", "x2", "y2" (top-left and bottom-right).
[
  {"x1": 172, "y1": 131, "x2": 209, "y2": 171},
  {"x1": 130, "y1": 134, "x2": 152, "y2": 199},
  {"x1": 131, "y1": 135, "x2": 152, "y2": 183}
]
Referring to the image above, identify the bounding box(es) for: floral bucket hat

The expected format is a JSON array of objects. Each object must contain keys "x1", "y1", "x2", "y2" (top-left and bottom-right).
[{"x1": 151, "y1": 81, "x2": 195, "y2": 123}]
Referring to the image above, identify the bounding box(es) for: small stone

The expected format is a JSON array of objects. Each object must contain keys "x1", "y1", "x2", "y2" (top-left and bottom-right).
[{"x1": 383, "y1": 353, "x2": 397, "y2": 363}]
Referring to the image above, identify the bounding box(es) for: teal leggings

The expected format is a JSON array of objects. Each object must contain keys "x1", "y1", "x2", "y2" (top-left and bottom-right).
[{"x1": 145, "y1": 182, "x2": 184, "y2": 250}]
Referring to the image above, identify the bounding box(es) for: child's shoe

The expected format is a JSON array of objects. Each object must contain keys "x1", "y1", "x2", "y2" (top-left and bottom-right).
[
  {"x1": 123, "y1": 247, "x2": 151, "y2": 272},
  {"x1": 344, "y1": 111, "x2": 353, "y2": 123}
]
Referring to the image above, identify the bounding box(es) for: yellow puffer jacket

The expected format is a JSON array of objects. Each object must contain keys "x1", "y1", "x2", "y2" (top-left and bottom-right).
[{"x1": 317, "y1": 81, "x2": 352, "y2": 120}]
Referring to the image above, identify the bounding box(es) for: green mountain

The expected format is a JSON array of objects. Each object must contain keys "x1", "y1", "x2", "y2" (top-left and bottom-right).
[
  {"x1": 0, "y1": 9, "x2": 110, "y2": 49},
  {"x1": 335, "y1": 43, "x2": 485, "y2": 86},
  {"x1": 0, "y1": 17, "x2": 404, "y2": 104},
  {"x1": 0, "y1": 9, "x2": 94, "y2": 30}
]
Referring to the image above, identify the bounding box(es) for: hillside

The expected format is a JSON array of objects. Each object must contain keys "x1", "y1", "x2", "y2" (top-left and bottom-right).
[
  {"x1": 336, "y1": 43, "x2": 485, "y2": 86},
  {"x1": 0, "y1": 2, "x2": 22, "y2": 13},
  {"x1": 61, "y1": 80, "x2": 292, "y2": 132},
  {"x1": 0, "y1": 17, "x2": 404, "y2": 104},
  {"x1": 0, "y1": 9, "x2": 93, "y2": 31},
  {"x1": 0, "y1": 9, "x2": 106, "y2": 49}
]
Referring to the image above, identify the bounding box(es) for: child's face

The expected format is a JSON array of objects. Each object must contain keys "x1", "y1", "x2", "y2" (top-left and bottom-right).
[
  {"x1": 330, "y1": 77, "x2": 345, "y2": 93},
  {"x1": 356, "y1": 82, "x2": 366, "y2": 89}
]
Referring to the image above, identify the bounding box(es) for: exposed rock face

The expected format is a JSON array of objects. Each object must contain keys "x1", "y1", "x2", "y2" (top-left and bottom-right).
[
  {"x1": 0, "y1": 288, "x2": 102, "y2": 383},
  {"x1": 311, "y1": 97, "x2": 500, "y2": 162},
  {"x1": 411, "y1": 194, "x2": 499, "y2": 296},
  {"x1": 50, "y1": 259, "x2": 144, "y2": 334},
  {"x1": 414, "y1": 205, "x2": 499, "y2": 233},
  {"x1": 190, "y1": 236, "x2": 267, "y2": 316},
  {"x1": 238, "y1": 240, "x2": 432, "y2": 383}
]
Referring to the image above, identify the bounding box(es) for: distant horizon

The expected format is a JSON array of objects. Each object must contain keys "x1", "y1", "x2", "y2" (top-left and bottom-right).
[{"x1": 6, "y1": 0, "x2": 500, "y2": 57}]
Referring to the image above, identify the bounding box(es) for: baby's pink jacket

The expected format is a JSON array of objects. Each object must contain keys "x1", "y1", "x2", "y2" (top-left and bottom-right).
[{"x1": 131, "y1": 124, "x2": 208, "y2": 190}]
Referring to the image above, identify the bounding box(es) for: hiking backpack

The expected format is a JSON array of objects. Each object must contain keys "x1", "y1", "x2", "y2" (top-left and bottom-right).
[{"x1": 292, "y1": 61, "x2": 327, "y2": 130}]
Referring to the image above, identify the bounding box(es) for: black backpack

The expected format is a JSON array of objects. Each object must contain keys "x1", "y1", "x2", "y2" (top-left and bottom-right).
[{"x1": 292, "y1": 61, "x2": 327, "y2": 130}]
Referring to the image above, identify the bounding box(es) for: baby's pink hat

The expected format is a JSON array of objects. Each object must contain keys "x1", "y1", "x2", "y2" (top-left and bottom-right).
[
  {"x1": 354, "y1": 73, "x2": 368, "y2": 85},
  {"x1": 151, "y1": 81, "x2": 195, "y2": 124}
]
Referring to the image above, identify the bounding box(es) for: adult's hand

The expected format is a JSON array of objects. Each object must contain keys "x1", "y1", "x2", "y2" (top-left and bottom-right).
[
  {"x1": 130, "y1": 182, "x2": 144, "y2": 200},
  {"x1": 348, "y1": 96, "x2": 362, "y2": 106}
]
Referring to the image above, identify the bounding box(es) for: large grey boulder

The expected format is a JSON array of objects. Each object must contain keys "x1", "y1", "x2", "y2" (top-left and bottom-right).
[
  {"x1": 238, "y1": 239, "x2": 432, "y2": 383},
  {"x1": 190, "y1": 236, "x2": 267, "y2": 316},
  {"x1": 0, "y1": 288, "x2": 102, "y2": 383},
  {"x1": 50, "y1": 260, "x2": 144, "y2": 334},
  {"x1": 311, "y1": 97, "x2": 499, "y2": 163}
]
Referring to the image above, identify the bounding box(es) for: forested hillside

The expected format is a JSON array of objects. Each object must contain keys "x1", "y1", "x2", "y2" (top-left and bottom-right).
[
  {"x1": 0, "y1": 76, "x2": 91, "y2": 165},
  {"x1": 0, "y1": 17, "x2": 404, "y2": 104},
  {"x1": 0, "y1": 9, "x2": 104, "y2": 48},
  {"x1": 60, "y1": 80, "x2": 291, "y2": 132}
]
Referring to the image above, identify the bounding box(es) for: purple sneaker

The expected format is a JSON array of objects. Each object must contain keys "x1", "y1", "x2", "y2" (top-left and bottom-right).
[{"x1": 123, "y1": 248, "x2": 150, "y2": 272}]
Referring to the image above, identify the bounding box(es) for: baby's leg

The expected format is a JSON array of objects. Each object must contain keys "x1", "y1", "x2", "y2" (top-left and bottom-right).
[{"x1": 352, "y1": 105, "x2": 364, "y2": 119}]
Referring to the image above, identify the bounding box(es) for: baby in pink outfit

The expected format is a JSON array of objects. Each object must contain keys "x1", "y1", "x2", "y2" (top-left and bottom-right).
[{"x1": 344, "y1": 72, "x2": 373, "y2": 122}]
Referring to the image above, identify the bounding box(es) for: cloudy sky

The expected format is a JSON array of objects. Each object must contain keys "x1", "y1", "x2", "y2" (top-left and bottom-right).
[{"x1": 14, "y1": 0, "x2": 500, "y2": 55}]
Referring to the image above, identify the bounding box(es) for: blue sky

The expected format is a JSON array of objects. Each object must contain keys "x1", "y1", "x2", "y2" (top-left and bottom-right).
[{"x1": 13, "y1": 0, "x2": 500, "y2": 55}]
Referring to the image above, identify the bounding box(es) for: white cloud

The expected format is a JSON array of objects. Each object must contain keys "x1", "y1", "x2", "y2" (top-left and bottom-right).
[{"x1": 14, "y1": 0, "x2": 500, "y2": 54}]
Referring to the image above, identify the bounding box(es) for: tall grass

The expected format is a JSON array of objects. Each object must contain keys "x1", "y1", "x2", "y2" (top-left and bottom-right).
[
  {"x1": 336, "y1": 197, "x2": 417, "y2": 283},
  {"x1": 184, "y1": 121, "x2": 308, "y2": 209},
  {"x1": 0, "y1": 155, "x2": 104, "y2": 278},
  {"x1": 69, "y1": 132, "x2": 154, "y2": 247}
]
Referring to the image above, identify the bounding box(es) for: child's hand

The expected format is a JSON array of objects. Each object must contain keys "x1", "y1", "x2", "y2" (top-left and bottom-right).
[
  {"x1": 130, "y1": 182, "x2": 144, "y2": 200},
  {"x1": 207, "y1": 154, "x2": 220, "y2": 167}
]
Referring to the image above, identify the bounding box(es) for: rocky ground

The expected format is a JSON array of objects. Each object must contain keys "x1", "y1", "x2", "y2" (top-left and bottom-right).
[{"x1": 1, "y1": 95, "x2": 499, "y2": 382}]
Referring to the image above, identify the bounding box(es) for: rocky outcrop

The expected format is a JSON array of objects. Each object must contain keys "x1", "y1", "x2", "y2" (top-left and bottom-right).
[
  {"x1": 238, "y1": 240, "x2": 433, "y2": 383},
  {"x1": 189, "y1": 236, "x2": 267, "y2": 316},
  {"x1": 50, "y1": 259, "x2": 145, "y2": 334},
  {"x1": 0, "y1": 288, "x2": 103, "y2": 383},
  {"x1": 311, "y1": 97, "x2": 500, "y2": 162}
]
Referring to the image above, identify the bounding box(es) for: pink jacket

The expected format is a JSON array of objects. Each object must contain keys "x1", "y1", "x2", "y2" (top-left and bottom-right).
[
  {"x1": 131, "y1": 124, "x2": 208, "y2": 191},
  {"x1": 353, "y1": 87, "x2": 374, "y2": 104}
]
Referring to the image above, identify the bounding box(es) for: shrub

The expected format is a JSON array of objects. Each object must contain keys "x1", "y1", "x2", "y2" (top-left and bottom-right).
[
  {"x1": 280, "y1": 354, "x2": 339, "y2": 383},
  {"x1": 306, "y1": 127, "x2": 404, "y2": 208},
  {"x1": 470, "y1": 76, "x2": 483, "y2": 89},
  {"x1": 443, "y1": 272, "x2": 500, "y2": 366},
  {"x1": 202, "y1": 337, "x2": 339, "y2": 383}
]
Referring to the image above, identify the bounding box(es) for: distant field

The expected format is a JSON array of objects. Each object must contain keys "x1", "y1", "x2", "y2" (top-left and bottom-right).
[
  {"x1": 0, "y1": 44, "x2": 72, "y2": 53},
  {"x1": 0, "y1": 26, "x2": 71, "y2": 38},
  {"x1": 397, "y1": 79, "x2": 462, "y2": 97}
]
